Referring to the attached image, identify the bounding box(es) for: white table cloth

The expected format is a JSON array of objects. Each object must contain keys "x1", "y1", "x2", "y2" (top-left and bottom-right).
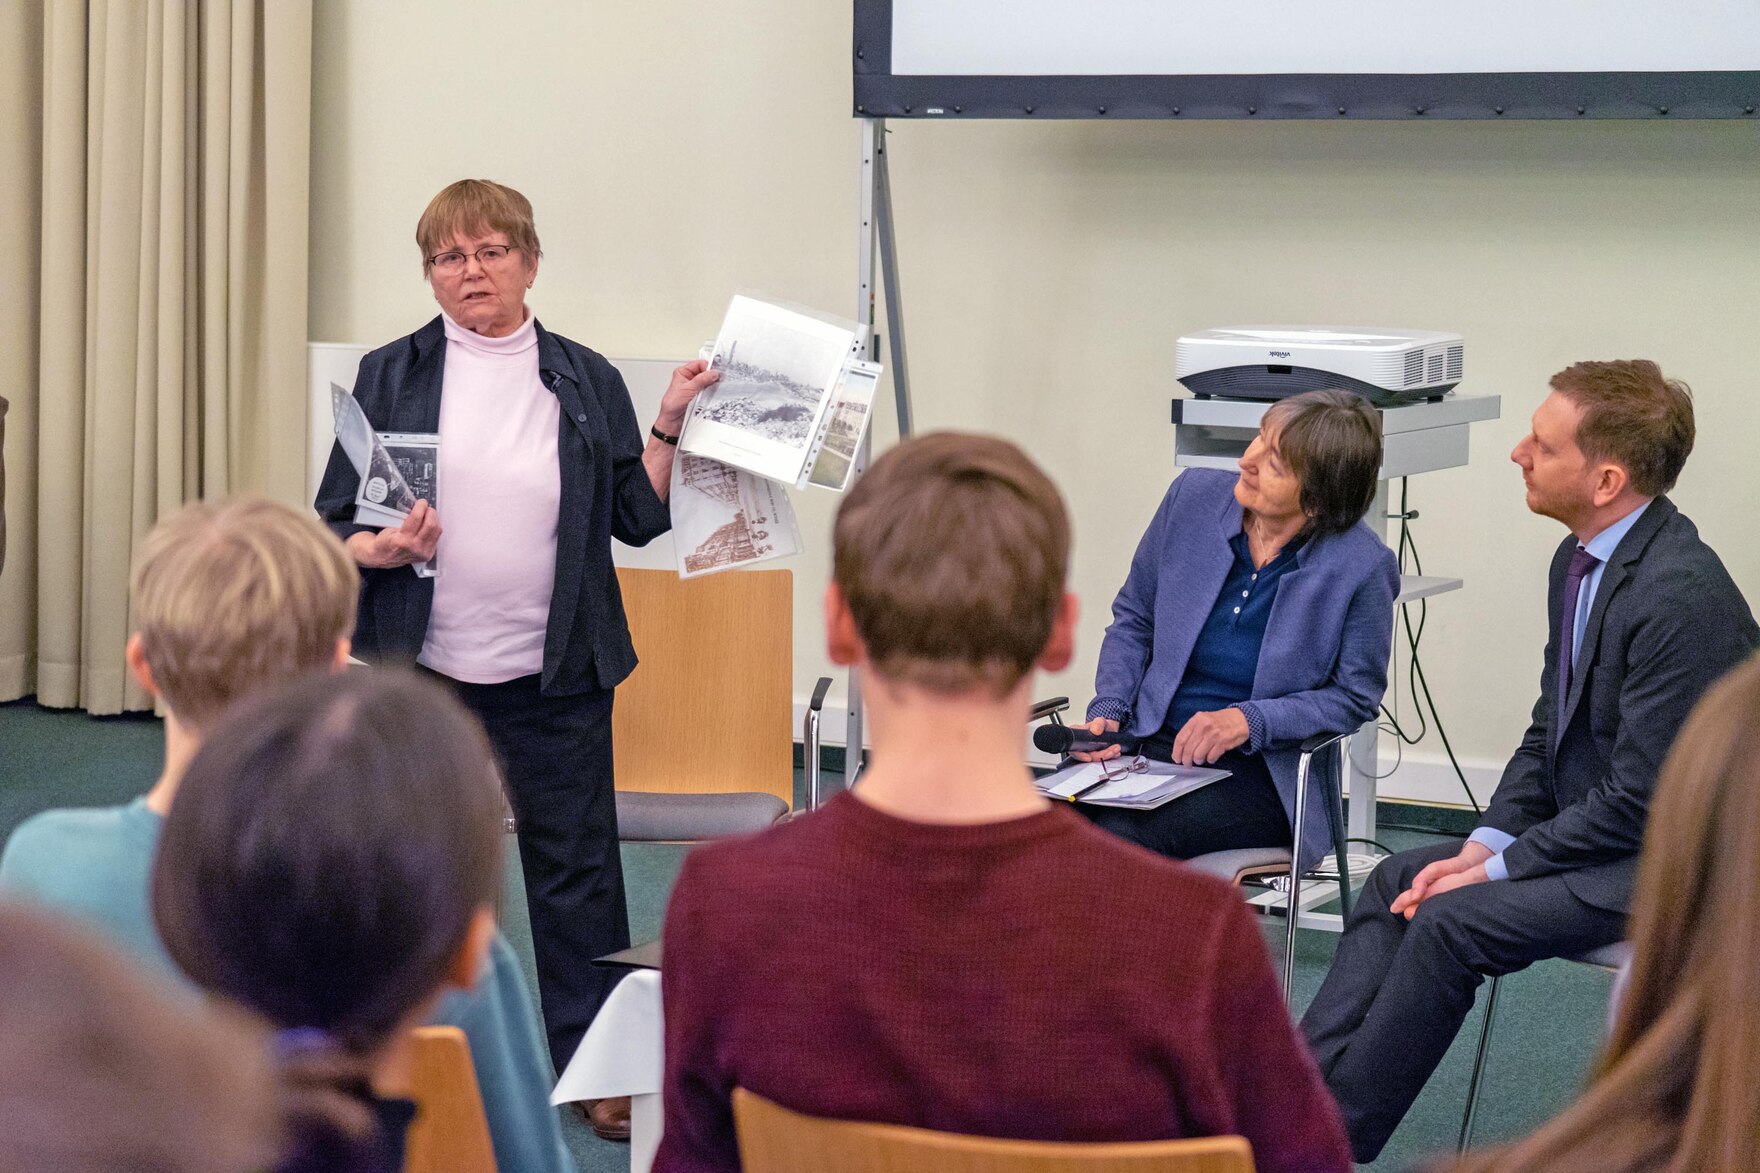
[{"x1": 552, "y1": 969, "x2": 665, "y2": 1173}]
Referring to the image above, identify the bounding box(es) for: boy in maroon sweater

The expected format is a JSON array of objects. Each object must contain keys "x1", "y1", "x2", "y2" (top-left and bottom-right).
[{"x1": 656, "y1": 434, "x2": 1350, "y2": 1173}]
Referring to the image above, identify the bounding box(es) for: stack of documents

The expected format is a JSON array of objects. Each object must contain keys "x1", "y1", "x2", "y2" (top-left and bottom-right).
[{"x1": 667, "y1": 295, "x2": 881, "y2": 578}]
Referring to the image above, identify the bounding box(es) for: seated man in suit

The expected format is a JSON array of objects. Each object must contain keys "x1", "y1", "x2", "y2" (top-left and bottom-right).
[
  {"x1": 656, "y1": 433, "x2": 1351, "y2": 1173},
  {"x1": 1301, "y1": 359, "x2": 1759, "y2": 1162},
  {"x1": 0, "y1": 498, "x2": 574, "y2": 1173}
]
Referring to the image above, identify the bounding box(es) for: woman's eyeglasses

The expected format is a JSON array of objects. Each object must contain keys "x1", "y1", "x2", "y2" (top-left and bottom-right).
[
  {"x1": 1099, "y1": 754, "x2": 1149, "y2": 783},
  {"x1": 428, "y1": 244, "x2": 520, "y2": 274}
]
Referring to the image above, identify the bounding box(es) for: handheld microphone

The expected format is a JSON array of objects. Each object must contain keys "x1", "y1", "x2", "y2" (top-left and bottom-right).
[{"x1": 1032, "y1": 723, "x2": 1135, "y2": 756}]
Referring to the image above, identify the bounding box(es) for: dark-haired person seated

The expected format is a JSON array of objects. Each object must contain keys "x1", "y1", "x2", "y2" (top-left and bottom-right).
[
  {"x1": 1303, "y1": 361, "x2": 1759, "y2": 1163},
  {"x1": 655, "y1": 433, "x2": 1351, "y2": 1173},
  {"x1": 0, "y1": 499, "x2": 572, "y2": 1173},
  {"x1": 1444, "y1": 651, "x2": 1760, "y2": 1173},
  {"x1": 1076, "y1": 389, "x2": 1399, "y2": 864},
  {"x1": 152, "y1": 669, "x2": 507, "y2": 1173},
  {"x1": 0, "y1": 902, "x2": 279, "y2": 1173}
]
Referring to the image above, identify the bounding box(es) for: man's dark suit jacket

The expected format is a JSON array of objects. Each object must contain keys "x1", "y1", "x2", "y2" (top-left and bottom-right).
[
  {"x1": 313, "y1": 316, "x2": 671, "y2": 697},
  {"x1": 1480, "y1": 497, "x2": 1757, "y2": 912}
]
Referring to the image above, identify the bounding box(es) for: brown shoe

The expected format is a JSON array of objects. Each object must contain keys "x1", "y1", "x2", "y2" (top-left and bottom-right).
[{"x1": 573, "y1": 1097, "x2": 632, "y2": 1143}]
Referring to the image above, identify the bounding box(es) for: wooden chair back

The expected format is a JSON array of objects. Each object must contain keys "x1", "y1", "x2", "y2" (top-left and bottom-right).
[
  {"x1": 403, "y1": 1026, "x2": 497, "y2": 1173},
  {"x1": 612, "y1": 567, "x2": 793, "y2": 807},
  {"x1": 732, "y1": 1089, "x2": 1256, "y2": 1173}
]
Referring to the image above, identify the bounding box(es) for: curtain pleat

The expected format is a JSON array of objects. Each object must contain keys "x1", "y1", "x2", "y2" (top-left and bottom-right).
[
  {"x1": 0, "y1": 0, "x2": 46, "y2": 700},
  {"x1": 2, "y1": 0, "x2": 310, "y2": 713},
  {"x1": 33, "y1": 0, "x2": 90, "y2": 707}
]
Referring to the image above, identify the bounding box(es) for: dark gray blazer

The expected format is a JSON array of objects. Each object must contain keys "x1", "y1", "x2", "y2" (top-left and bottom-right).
[
  {"x1": 1481, "y1": 497, "x2": 1758, "y2": 913},
  {"x1": 314, "y1": 316, "x2": 671, "y2": 696},
  {"x1": 1092, "y1": 468, "x2": 1400, "y2": 862}
]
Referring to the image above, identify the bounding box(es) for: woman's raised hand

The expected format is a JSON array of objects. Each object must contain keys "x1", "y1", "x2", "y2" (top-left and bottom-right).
[
  {"x1": 1070, "y1": 717, "x2": 1124, "y2": 762},
  {"x1": 347, "y1": 500, "x2": 442, "y2": 569},
  {"x1": 656, "y1": 360, "x2": 720, "y2": 434}
]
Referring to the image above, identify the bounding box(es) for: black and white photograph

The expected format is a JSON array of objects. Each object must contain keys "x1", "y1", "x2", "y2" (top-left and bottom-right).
[
  {"x1": 804, "y1": 359, "x2": 880, "y2": 492},
  {"x1": 351, "y1": 433, "x2": 438, "y2": 526},
  {"x1": 680, "y1": 295, "x2": 856, "y2": 484}
]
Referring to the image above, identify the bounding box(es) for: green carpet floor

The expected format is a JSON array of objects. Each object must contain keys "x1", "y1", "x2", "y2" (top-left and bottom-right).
[{"x1": 1, "y1": 698, "x2": 1609, "y2": 1171}]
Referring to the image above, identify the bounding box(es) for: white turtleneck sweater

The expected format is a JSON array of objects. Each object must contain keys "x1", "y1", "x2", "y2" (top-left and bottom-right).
[{"x1": 418, "y1": 308, "x2": 562, "y2": 684}]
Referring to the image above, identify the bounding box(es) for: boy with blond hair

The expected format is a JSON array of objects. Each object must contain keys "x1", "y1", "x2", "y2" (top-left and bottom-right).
[
  {"x1": 656, "y1": 434, "x2": 1350, "y2": 1173},
  {"x1": 1, "y1": 497, "x2": 572, "y2": 1173}
]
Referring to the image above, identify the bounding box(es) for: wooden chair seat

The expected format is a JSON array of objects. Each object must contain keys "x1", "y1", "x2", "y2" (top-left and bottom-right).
[{"x1": 733, "y1": 1088, "x2": 1255, "y2": 1173}]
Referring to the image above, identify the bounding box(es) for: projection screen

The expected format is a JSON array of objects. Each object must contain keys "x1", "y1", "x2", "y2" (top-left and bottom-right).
[{"x1": 853, "y1": 0, "x2": 1760, "y2": 119}]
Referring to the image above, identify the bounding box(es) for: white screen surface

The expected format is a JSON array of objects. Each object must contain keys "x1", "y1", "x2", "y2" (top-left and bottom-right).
[{"x1": 891, "y1": 1, "x2": 1760, "y2": 76}]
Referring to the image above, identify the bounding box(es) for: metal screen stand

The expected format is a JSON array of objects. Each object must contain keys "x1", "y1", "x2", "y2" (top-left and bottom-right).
[{"x1": 843, "y1": 117, "x2": 916, "y2": 786}]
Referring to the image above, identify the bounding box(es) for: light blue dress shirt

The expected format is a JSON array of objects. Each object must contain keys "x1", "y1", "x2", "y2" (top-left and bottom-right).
[{"x1": 1469, "y1": 502, "x2": 1651, "y2": 881}]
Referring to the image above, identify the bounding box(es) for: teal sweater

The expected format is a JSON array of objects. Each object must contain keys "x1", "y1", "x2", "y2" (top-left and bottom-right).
[{"x1": 0, "y1": 798, "x2": 573, "y2": 1173}]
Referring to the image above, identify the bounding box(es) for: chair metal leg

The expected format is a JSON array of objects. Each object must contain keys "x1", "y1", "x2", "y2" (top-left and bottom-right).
[
  {"x1": 1325, "y1": 743, "x2": 1353, "y2": 920},
  {"x1": 1457, "y1": 973, "x2": 1503, "y2": 1154},
  {"x1": 1282, "y1": 750, "x2": 1312, "y2": 1009}
]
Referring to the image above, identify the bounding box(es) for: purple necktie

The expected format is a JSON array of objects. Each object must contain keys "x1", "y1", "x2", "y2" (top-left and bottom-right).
[{"x1": 1556, "y1": 545, "x2": 1602, "y2": 737}]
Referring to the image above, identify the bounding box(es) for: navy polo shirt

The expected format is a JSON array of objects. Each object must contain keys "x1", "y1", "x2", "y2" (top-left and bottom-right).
[{"x1": 1161, "y1": 529, "x2": 1305, "y2": 738}]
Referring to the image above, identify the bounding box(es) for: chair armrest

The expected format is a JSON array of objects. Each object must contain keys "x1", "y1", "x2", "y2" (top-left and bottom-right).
[
  {"x1": 1028, "y1": 696, "x2": 1071, "y2": 723},
  {"x1": 1300, "y1": 730, "x2": 1354, "y2": 757},
  {"x1": 804, "y1": 677, "x2": 834, "y2": 812}
]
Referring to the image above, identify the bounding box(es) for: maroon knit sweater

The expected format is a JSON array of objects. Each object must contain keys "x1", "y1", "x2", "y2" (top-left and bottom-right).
[{"x1": 656, "y1": 792, "x2": 1350, "y2": 1173}]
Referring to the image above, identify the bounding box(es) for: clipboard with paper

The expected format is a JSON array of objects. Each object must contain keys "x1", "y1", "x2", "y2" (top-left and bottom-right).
[
  {"x1": 329, "y1": 383, "x2": 439, "y2": 578},
  {"x1": 1034, "y1": 757, "x2": 1230, "y2": 809}
]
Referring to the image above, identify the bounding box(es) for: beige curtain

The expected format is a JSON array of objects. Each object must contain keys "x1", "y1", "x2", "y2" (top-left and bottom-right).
[{"x1": 0, "y1": 0, "x2": 310, "y2": 713}]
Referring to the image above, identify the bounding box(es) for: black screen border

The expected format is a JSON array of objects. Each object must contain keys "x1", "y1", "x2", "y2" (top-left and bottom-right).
[{"x1": 853, "y1": 1, "x2": 1760, "y2": 120}]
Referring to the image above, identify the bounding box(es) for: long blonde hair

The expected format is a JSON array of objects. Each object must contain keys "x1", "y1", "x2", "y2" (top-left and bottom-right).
[{"x1": 1451, "y1": 651, "x2": 1760, "y2": 1172}]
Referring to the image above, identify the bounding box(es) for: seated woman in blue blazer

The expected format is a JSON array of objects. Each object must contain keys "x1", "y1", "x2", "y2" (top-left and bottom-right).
[{"x1": 1078, "y1": 389, "x2": 1399, "y2": 863}]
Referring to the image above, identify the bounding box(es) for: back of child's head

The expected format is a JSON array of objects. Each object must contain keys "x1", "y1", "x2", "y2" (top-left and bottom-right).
[
  {"x1": 833, "y1": 431, "x2": 1070, "y2": 696},
  {"x1": 0, "y1": 902, "x2": 280, "y2": 1173},
  {"x1": 132, "y1": 497, "x2": 358, "y2": 728},
  {"x1": 151, "y1": 667, "x2": 503, "y2": 1057}
]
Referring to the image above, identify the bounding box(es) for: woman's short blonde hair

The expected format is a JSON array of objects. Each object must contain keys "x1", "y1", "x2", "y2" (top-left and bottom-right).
[
  {"x1": 415, "y1": 179, "x2": 542, "y2": 272},
  {"x1": 131, "y1": 498, "x2": 358, "y2": 728}
]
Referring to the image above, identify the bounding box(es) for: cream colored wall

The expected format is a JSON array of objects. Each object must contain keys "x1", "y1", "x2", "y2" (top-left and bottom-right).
[{"x1": 309, "y1": 1, "x2": 1760, "y2": 804}]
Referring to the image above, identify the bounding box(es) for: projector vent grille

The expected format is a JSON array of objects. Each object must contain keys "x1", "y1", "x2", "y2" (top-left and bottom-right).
[
  {"x1": 1427, "y1": 352, "x2": 1445, "y2": 382},
  {"x1": 1446, "y1": 345, "x2": 1464, "y2": 380},
  {"x1": 1403, "y1": 349, "x2": 1424, "y2": 387}
]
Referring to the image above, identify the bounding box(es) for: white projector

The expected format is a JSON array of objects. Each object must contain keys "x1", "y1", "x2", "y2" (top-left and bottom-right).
[{"x1": 1175, "y1": 327, "x2": 1464, "y2": 407}]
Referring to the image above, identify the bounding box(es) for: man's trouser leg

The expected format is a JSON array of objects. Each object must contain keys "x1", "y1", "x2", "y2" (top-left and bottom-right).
[{"x1": 1302, "y1": 843, "x2": 1622, "y2": 1162}]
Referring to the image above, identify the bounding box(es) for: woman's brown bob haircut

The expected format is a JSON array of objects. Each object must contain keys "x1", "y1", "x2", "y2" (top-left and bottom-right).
[
  {"x1": 834, "y1": 432, "x2": 1069, "y2": 697},
  {"x1": 1549, "y1": 359, "x2": 1694, "y2": 498},
  {"x1": 416, "y1": 179, "x2": 543, "y2": 272},
  {"x1": 1261, "y1": 389, "x2": 1383, "y2": 537}
]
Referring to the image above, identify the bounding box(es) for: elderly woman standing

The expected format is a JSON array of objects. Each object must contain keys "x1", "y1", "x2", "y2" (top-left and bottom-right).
[
  {"x1": 1076, "y1": 389, "x2": 1399, "y2": 867},
  {"x1": 315, "y1": 179, "x2": 713, "y2": 1141}
]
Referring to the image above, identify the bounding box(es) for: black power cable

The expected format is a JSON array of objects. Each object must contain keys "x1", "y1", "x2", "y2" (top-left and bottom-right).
[{"x1": 1377, "y1": 477, "x2": 1483, "y2": 815}]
